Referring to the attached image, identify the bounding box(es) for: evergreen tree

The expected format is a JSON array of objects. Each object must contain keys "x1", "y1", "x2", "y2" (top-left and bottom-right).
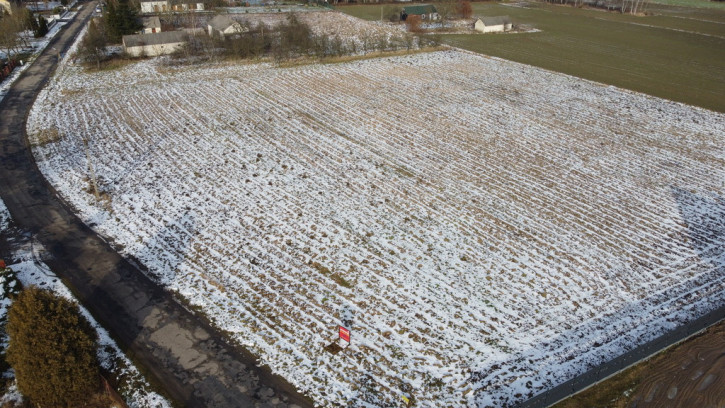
[
  {"x1": 104, "y1": 0, "x2": 142, "y2": 43},
  {"x1": 6, "y1": 287, "x2": 100, "y2": 408},
  {"x1": 35, "y1": 15, "x2": 49, "y2": 38},
  {"x1": 26, "y1": 11, "x2": 39, "y2": 34}
]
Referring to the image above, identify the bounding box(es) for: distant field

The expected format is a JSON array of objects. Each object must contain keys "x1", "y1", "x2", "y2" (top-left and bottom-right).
[
  {"x1": 338, "y1": 2, "x2": 725, "y2": 112},
  {"x1": 648, "y1": 0, "x2": 725, "y2": 9}
]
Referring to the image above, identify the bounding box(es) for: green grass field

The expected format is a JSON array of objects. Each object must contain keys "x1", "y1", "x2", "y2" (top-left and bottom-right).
[
  {"x1": 338, "y1": 2, "x2": 725, "y2": 112},
  {"x1": 648, "y1": 0, "x2": 725, "y2": 9}
]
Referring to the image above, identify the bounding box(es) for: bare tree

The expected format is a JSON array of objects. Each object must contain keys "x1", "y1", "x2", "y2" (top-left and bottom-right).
[
  {"x1": 0, "y1": 5, "x2": 31, "y2": 59},
  {"x1": 456, "y1": 0, "x2": 472, "y2": 19},
  {"x1": 77, "y1": 19, "x2": 108, "y2": 69},
  {"x1": 436, "y1": 0, "x2": 456, "y2": 27}
]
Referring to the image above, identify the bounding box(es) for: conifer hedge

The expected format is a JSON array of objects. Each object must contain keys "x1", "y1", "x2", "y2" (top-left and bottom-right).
[{"x1": 6, "y1": 287, "x2": 100, "y2": 407}]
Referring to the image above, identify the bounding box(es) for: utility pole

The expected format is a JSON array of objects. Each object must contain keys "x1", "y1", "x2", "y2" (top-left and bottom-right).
[{"x1": 81, "y1": 137, "x2": 100, "y2": 203}]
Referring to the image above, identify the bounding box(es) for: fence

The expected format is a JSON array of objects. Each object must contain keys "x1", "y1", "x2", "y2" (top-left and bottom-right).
[
  {"x1": 0, "y1": 59, "x2": 20, "y2": 84},
  {"x1": 516, "y1": 305, "x2": 725, "y2": 408}
]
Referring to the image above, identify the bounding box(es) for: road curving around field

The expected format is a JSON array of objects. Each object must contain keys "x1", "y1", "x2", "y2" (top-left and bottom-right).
[{"x1": 0, "y1": 5, "x2": 312, "y2": 408}]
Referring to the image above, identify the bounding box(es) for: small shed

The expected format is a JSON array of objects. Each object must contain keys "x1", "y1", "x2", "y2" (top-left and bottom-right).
[
  {"x1": 207, "y1": 14, "x2": 245, "y2": 39},
  {"x1": 474, "y1": 16, "x2": 512, "y2": 33},
  {"x1": 140, "y1": 0, "x2": 169, "y2": 13},
  {"x1": 141, "y1": 16, "x2": 162, "y2": 34},
  {"x1": 122, "y1": 31, "x2": 188, "y2": 57},
  {"x1": 401, "y1": 4, "x2": 438, "y2": 21}
]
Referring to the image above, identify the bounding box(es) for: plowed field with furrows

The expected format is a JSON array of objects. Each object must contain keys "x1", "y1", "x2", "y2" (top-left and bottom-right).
[{"x1": 28, "y1": 50, "x2": 725, "y2": 407}]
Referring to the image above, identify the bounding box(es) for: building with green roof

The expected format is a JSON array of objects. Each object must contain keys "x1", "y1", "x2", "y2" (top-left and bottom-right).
[{"x1": 401, "y1": 4, "x2": 438, "y2": 21}]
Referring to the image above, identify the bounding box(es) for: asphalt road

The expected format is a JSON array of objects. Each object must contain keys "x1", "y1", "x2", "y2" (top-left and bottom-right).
[{"x1": 0, "y1": 5, "x2": 312, "y2": 408}]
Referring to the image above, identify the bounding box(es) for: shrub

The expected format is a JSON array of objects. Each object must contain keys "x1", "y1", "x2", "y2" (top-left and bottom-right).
[
  {"x1": 405, "y1": 15, "x2": 422, "y2": 33},
  {"x1": 6, "y1": 287, "x2": 100, "y2": 408}
]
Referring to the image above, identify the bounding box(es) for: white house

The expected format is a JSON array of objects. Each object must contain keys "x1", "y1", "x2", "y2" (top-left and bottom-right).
[
  {"x1": 474, "y1": 16, "x2": 512, "y2": 33},
  {"x1": 141, "y1": 16, "x2": 162, "y2": 33},
  {"x1": 171, "y1": 1, "x2": 205, "y2": 11},
  {"x1": 140, "y1": 0, "x2": 169, "y2": 13},
  {"x1": 207, "y1": 14, "x2": 245, "y2": 39},
  {"x1": 122, "y1": 31, "x2": 188, "y2": 57}
]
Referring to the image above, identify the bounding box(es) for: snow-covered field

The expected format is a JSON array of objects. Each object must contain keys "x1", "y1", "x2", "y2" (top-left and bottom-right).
[{"x1": 26, "y1": 49, "x2": 725, "y2": 407}]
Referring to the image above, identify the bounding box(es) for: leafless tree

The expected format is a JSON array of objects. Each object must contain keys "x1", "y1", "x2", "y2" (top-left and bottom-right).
[
  {"x1": 0, "y1": 5, "x2": 31, "y2": 59},
  {"x1": 77, "y1": 19, "x2": 108, "y2": 69}
]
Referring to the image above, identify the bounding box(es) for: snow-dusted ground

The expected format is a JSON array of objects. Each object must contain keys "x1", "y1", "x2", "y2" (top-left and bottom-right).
[
  {"x1": 0, "y1": 200, "x2": 171, "y2": 408},
  {"x1": 25, "y1": 49, "x2": 725, "y2": 407}
]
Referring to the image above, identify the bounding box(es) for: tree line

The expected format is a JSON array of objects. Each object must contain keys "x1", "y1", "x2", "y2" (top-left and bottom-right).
[
  {"x1": 209, "y1": 14, "x2": 424, "y2": 63},
  {"x1": 78, "y1": 10, "x2": 435, "y2": 67}
]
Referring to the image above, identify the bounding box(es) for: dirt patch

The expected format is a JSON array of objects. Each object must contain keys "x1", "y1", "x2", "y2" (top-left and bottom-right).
[{"x1": 555, "y1": 319, "x2": 725, "y2": 408}]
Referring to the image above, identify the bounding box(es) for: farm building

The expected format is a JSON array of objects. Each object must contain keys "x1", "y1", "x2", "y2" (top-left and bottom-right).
[
  {"x1": 140, "y1": 0, "x2": 168, "y2": 13},
  {"x1": 207, "y1": 14, "x2": 245, "y2": 39},
  {"x1": 401, "y1": 5, "x2": 438, "y2": 21},
  {"x1": 140, "y1": 0, "x2": 204, "y2": 13},
  {"x1": 122, "y1": 31, "x2": 188, "y2": 57},
  {"x1": 141, "y1": 16, "x2": 162, "y2": 34},
  {"x1": 171, "y1": 0, "x2": 205, "y2": 11},
  {"x1": 474, "y1": 16, "x2": 512, "y2": 33}
]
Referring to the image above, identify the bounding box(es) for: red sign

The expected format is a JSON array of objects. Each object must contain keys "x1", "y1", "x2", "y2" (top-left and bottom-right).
[{"x1": 339, "y1": 326, "x2": 350, "y2": 344}]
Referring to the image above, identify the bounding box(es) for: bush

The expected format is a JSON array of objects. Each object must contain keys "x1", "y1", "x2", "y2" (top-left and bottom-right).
[
  {"x1": 405, "y1": 15, "x2": 422, "y2": 33},
  {"x1": 6, "y1": 287, "x2": 100, "y2": 408}
]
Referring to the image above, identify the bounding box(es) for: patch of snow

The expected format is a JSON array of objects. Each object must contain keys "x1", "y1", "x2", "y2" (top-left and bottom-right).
[
  {"x1": 0, "y1": 199, "x2": 9, "y2": 231},
  {"x1": 0, "y1": 381, "x2": 23, "y2": 406}
]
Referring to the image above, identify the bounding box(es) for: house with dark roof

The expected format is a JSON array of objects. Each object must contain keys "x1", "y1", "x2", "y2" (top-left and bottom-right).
[
  {"x1": 207, "y1": 14, "x2": 245, "y2": 39},
  {"x1": 401, "y1": 5, "x2": 438, "y2": 21},
  {"x1": 122, "y1": 31, "x2": 188, "y2": 57},
  {"x1": 141, "y1": 16, "x2": 162, "y2": 34},
  {"x1": 474, "y1": 16, "x2": 512, "y2": 33}
]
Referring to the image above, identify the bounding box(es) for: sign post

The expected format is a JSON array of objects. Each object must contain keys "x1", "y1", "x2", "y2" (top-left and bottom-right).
[{"x1": 338, "y1": 326, "x2": 350, "y2": 349}]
